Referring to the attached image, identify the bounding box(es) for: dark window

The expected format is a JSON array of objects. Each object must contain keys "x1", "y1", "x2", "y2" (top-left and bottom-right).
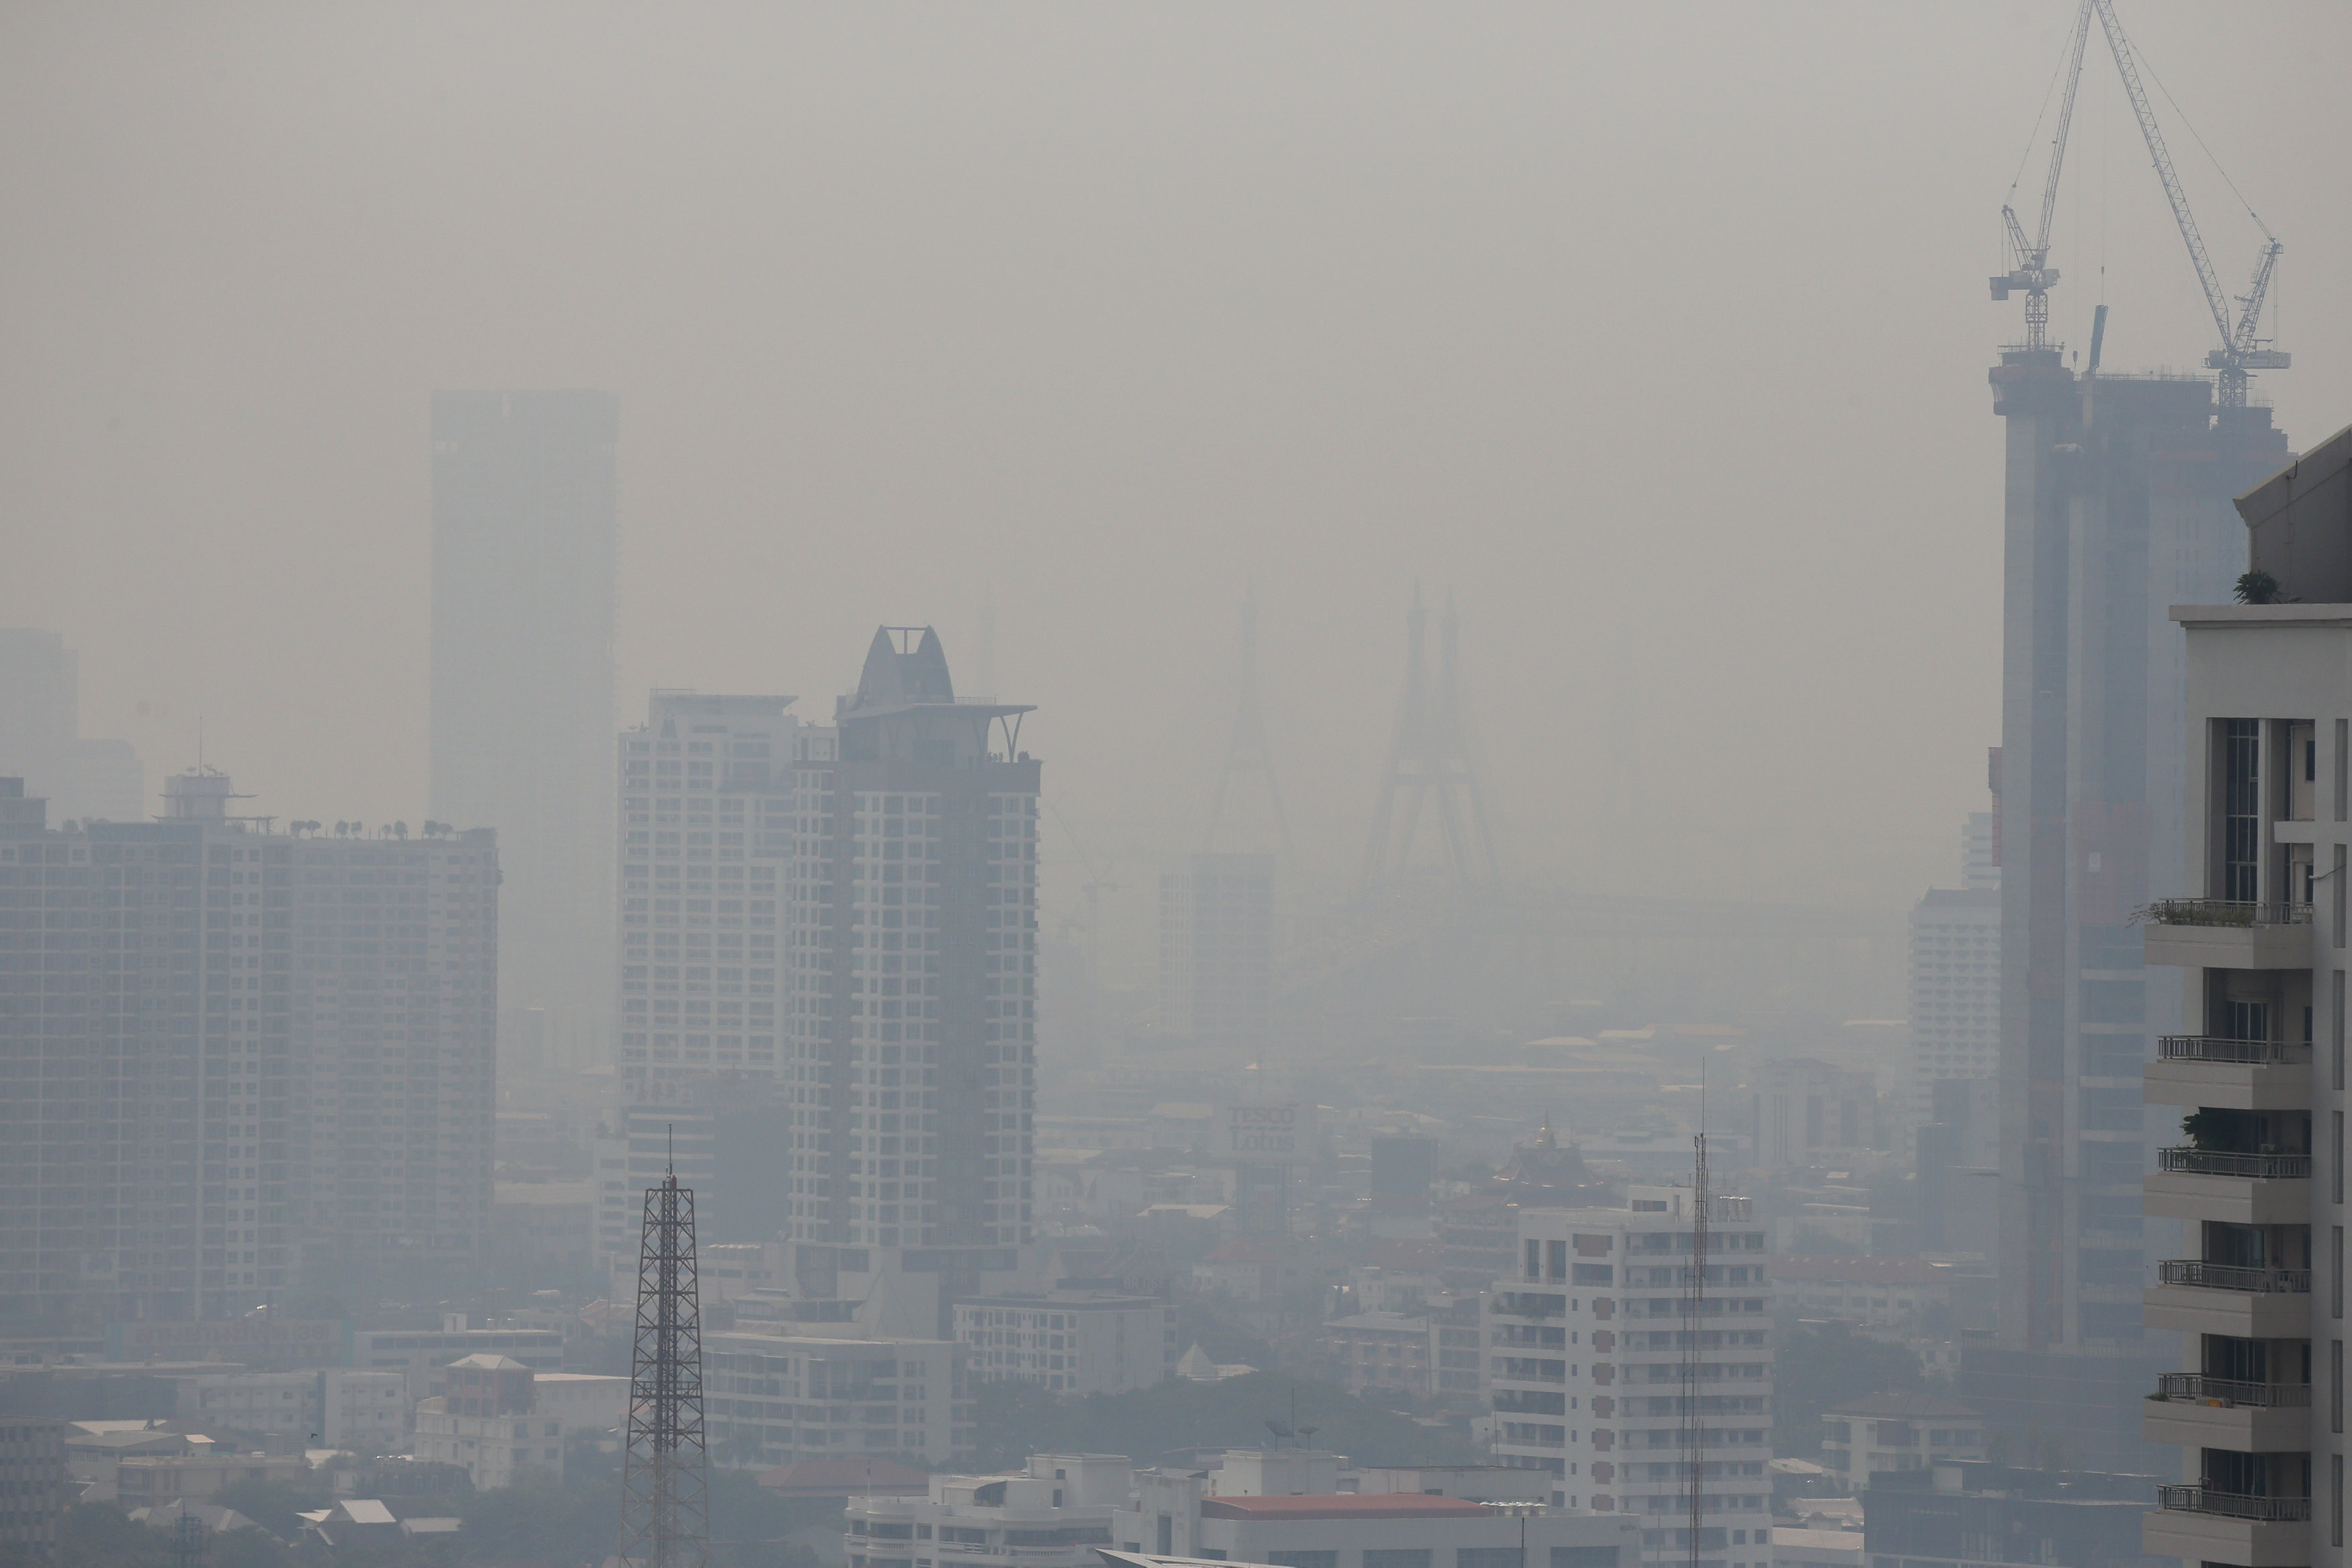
[
  {"x1": 2224, "y1": 719, "x2": 2261, "y2": 901},
  {"x1": 1552, "y1": 1552, "x2": 1618, "y2": 1568},
  {"x1": 1572, "y1": 1264, "x2": 1613, "y2": 1287}
]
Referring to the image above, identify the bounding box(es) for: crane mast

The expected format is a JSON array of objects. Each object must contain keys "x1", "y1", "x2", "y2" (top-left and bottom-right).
[
  {"x1": 1990, "y1": 1, "x2": 2095, "y2": 351},
  {"x1": 2089, "y1": 0, "x2": 2287, "y2": 408}
]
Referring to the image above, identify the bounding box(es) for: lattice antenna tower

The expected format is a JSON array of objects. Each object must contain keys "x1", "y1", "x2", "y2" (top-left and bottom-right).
[
  {"x1": 1205, "y1": 587, "x2": 1298, "y2": 873},
  {"x1": 1681, "y1": 1131, "x2": 1710, "y2": 1568},
  {"x1": 622, "y1": 1134, "x2": 710, "y2": 1568},
  {"x1": 1359, "y1": 588, "x2": 1499, "y2": 891}
]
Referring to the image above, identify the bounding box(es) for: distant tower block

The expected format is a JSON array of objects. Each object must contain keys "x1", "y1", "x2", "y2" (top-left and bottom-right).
[
  {"x1": 1204, "y1": 589, "x2": 1296, "y2": 871},
  {"x1": 621, "y1": 1168, "x2": 709, "y2": 1568},
  {"x1": 1359, "y1": 590, "x2": 1498, "y2": 889}
]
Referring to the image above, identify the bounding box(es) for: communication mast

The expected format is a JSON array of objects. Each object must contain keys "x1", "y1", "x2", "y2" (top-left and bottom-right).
[
  {"x1": 622, "y1": 1156, "x2": 710, "y2": 1568},
  {"x1": 1681, "y1": 1135, "x2": 1710, "y2": 1568}
]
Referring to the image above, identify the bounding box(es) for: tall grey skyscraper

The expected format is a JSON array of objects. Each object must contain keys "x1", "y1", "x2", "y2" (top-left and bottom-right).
[
  {"x1": 784, "y1": 627, "x2": 1039, "y2": 1329},
  {"x1": 430, "y1": 390, "x2": 618, "y2": 1071},
  {"x1": 0, "y1": 770, "x2": 496, "y2": 1323},
  {"x1": 1971, "y1": 347, "x2": 2292, "y2": 1467},
  {"x1": 0, "y1": 628, "x2": 143, "y2": 824}
]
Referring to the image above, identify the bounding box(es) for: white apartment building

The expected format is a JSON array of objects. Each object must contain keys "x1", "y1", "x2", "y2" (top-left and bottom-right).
[
  {"x1": 951, "y1": 1295, "x2": 1173, "y2": 1394},
  {"x1": 702, "y1": 1330, "x2": 968, "y2": 1469},
  {"x1": 412, "y1": 1401, "x2": 566, "y2": 1490},
  {"x1": 618, "y1": 692, "x2": 824, "y2": 1093},
  {"x1": 848, "y1": 1453, "x2": 1128, "y2": 1568},
  {"x1": 2136, "y1": 429, "x2": 2352, "y2": 1568},
  {"x1": 345, "y1": 1325, "x2": 564, "y2": 1401},
  {"x1": 1487, "y1": 1188, "x2": 1772, "y2": 1568},
  {"x1": 169, "y1": 1368, "x2": 411, "y2": 1449},
  {"x1": 1908, "y1": 888, "x2": 2000, "y2": 1102}
]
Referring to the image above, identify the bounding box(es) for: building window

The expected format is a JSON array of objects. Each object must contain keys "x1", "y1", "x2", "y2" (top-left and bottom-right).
[
  {"x1": 1366, "y1": 1553, "x2": 1432, "y2": 1568},
  {"x1": 1457, "y1": 1552, "x2": 1523, "y2": 1568},
  {"x1": 2222, "y1": 718, "x2": 2261, "y2": 902}
]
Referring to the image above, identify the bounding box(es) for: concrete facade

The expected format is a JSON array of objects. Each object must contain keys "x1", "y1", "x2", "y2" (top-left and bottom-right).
[
  {"x1": 951, "y1": 1295, "x2": 1173, "y2": 1395},
  {"x1": 1984, "y1": 348, "x2": 2292, "y2": 1468},
  {"x1": 702, "y1": 1330, "x2": 968, "y2": 1470},
  {"x1": 1485, "y1": 1188, "x2": 1773, "y2": 1568}
]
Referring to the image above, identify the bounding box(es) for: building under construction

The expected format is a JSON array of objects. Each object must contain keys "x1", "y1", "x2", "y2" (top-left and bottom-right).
[{"x1": 1969, "y1": 0, "x2": 2296, "y2": 1470}]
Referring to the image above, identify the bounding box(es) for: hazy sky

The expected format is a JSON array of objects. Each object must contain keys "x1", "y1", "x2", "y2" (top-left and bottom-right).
[{"x1": 7, "y1": 3, "x2": 2352, "y2": 977}]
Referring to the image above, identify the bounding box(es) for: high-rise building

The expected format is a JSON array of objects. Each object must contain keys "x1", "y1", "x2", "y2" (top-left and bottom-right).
[
  {"x1": 0, "y1": 769, "x2": 496, "y2": 1323},
  {"x1": 430, "y1": 390, "x2": 618, "y2": 1072},
  {"x1": 0, "y1": 628, "x2": 142, "y2": 824},
  {"x1": 2138, "y1": 421, "x2": 2351, "y2": 1565},
  {"x1": 785, "y1": 627, "x2": 1040, "y2": 1334},
  {"x1": 1976, "y1": 347, "x2": 2293, "y2": 1467},
  {"x1": 1157, "y1": 852, "x2": 1273, "y2": 1058},
  {"x1": 1485, "y1": 1186, "x2": 1773, "y2": 1564},
  {"x1": 1910, "y1": 889, "x2": 2001, "y2": 1102},
  {"x1": 615, "y1": 692, "x2": 817, "y2": 1096}
]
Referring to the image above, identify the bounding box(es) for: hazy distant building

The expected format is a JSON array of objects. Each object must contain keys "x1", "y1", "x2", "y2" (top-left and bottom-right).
[
  {"x1": 786, "y1": 627, "x2": 1040, "y2": 1332},
  {"x1": 616, "y1": 691, "x2": 821, "y2": 1096},
  {"x1": 1157, "y1": 852, "x2": 1272, "y2": 1057},
  {"x1": 591, "y1": 1105, "x2": 715, "y2": 1282},
  {"x1": 0, "y1": 629, "x2": 142, "y2": 824},
  {"x1": 1978, "y1": 349, "x2": 2291, "y2": 1468},
  {"x1": 0, "y1": 769, "x2": 496, "y2": 1323},
  {"x1": 1909, "y1": 889, "x2": 2000, "y2": 1100},
  {"x1": 1749, "y1": 1057, "x2": 1880, "y2": 1172},
  {"x1": 429, "y1": 390, "x2": 618, "y2": 1071}
]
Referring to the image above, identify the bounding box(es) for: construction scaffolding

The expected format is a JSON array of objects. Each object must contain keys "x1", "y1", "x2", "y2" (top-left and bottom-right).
[{"x1": 621, "y1": 1169, "x2": 710, "y2": 1568}]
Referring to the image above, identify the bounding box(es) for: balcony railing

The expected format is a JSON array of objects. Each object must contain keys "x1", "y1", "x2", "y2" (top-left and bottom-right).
[
  {"x1": 2156, "y1": 1485, "x2": 2312, "y2": 1522},
  {"x1": 2152, "y1": 1373, "x2": 2313, "y2": 1407},
  {"x1": 2159, "y1": 1035, "x2": 2314, "y2": 1065},
  {"x1": 2156, "y1": 1147, "x2": 2312, "y2": 1179},
  {"x1": 2141, "y1": 898, "x2": 2313, "y2": 928},
  {"x1": 2156, "y1": 1259, "x2": 2312, "y2": 1293}
]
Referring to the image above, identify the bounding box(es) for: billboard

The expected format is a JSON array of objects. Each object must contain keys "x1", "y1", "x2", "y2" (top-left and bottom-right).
[{"x1": 1221, "y1": 1102, "x2": 1313, "y2": 1166}]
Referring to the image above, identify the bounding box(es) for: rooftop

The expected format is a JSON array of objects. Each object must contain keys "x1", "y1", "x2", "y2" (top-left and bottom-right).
[
  {"x1": 1822, "y1": 1389, "x2": 1981, "y2": 1420},
  {"x1": 1200, "y1": 1495, "x2": 1489, "y2": 1521}
]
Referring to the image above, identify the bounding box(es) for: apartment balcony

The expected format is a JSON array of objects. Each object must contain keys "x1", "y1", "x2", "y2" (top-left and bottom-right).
[
  {"x1": 2142, "y1": 899, "x2": 2314, "y2": 970},
  {"x1": 2144, "y1": 1373, "x2": 2314, "y2": 1449},
  {"x1": 2146, "y1": 1037, "x2": 2314, "y2": 1111},
  {"x1": 2144, "y1": 1485, "x2": 2310, "y2": 1568},
  {"x1": 2145, "y1": 1147, "x2": 2310, "y2": 1225},
  {"x1": 2144, "y1": 1260, "x2": 2314, "y2": 1338}
]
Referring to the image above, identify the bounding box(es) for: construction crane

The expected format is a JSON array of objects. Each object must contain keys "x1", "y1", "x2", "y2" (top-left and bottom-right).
[
  {"x1": 1990, "y1": 0, "x2": 2095, "y2": 351},
  {"x1": 2090, "y1": 0, "x2": 2287, "y2": 409}
]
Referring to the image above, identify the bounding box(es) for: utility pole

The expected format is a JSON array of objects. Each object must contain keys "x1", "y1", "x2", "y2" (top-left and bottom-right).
[{"x1": 621, "y1": 1144, "x2": 710, "y2": 1568}]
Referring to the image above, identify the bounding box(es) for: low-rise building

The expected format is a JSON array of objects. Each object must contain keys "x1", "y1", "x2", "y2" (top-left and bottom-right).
[
  {"x1": 1768, "y1": 1258, "x2": 1956, "y2": 1331},
  {"x1": 347, "y1": 1325, "x2": 565, "y2": 1401},
  {"x1": 704, "y1": 1331, "x2": 968, "y2": 1470},
  {"x1": 112, "y1": 1452, "x2": 309, "y2": 1507},
  {"x1": 1353, "y1": 1466, "x2": 1547, "y2": 1502},
  {"x1": 847, "y1": 1453, "x2": 1126, "y2": 1568},
  {"x1": 1818, "y1": 1391, "x2": 1984, "y2": 1481},
  {"x1": 0, "y1": 1419, "x2": 66, "y2": 1554},
  {"x1": 1767, "y1": 1525, "x2": 1863, "y2": 1568},
  {"x1": 528, "y1": 1372, "x2": 630, "y2": 1439},
  {"x1": 170, "y1": 1368, "x2": 410, "y2": 1449},
  {"x1": 1320, "y1": 1313, "x2": 1432, "y2": 1397},
  {"x1": 411, "y1": 1355, "x2": 569, "y2": 1491},
  {"x1": 1111, "y1": 1469, "x2": 1638, "y2": 1568},
  {"x1": 1859, "y1": 1463, "x2": 2164, "y2": 1568},
  {"x1": 951, "y1": 1295, "x2": 1173, "y2": 1395}
]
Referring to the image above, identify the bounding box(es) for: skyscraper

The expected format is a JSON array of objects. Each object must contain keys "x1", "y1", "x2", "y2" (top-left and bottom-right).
[
  {"x1": 1158, "y1": 852, "x2": 1273, "y2": 1059},
  {"x1": 0, "y1": 770, "x2": 496, "y2": 1323},
  {"x1": 430, "y1": 390, "x2": 618, "y2": 1072},
  {"x1": 0, "y1": 628, "x2": 143, "y2": 824},
  {"x1": 1973, "y1": 347, "x2": 2292, "y2": 1466},
  {"x1": 784, "y1": 627, "x2": 1040, "y2": 1332},
  {"x1": 616, "y1": 692, "x2": 815, "y2": 1098}
]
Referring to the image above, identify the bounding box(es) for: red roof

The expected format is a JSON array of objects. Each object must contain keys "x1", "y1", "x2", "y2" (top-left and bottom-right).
[
  {"x1": 756, "y1": 1458, "x2": 930, "y2": 1497},
  {"x1": 1202, "y1": 1495, "x2": 1488, "y2": 1520}
]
